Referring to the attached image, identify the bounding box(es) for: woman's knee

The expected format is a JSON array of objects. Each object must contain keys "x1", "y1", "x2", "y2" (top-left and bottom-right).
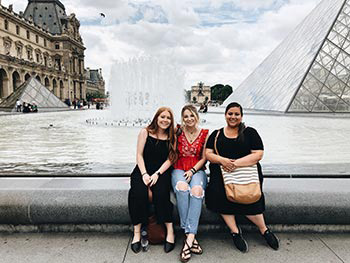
[
  {"x1": 175, "y1": 181, "x2": 189, "y2": 191},
  {"x1": 190, "y1": 185, "x2": 204, "y2": 198}
]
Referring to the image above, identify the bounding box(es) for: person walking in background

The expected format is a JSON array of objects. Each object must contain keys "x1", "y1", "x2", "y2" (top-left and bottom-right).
[
  {"x1": 128, "y1": 107, "x2": 177, "y2": 254},
  {"x1": 205, "y1": 102, "x2": 279, "y2": 253},
  {"x1": 172, "y1": 105, "x2": 209, "y2": 262},
  {"x1": 16, "y1": 99, "x2": 22, "y2": 112}
]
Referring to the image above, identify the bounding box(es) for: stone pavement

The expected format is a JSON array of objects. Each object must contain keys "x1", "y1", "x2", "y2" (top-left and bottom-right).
[{"x1": 0, "y1": 232, "x2": 349, "y2": 263}]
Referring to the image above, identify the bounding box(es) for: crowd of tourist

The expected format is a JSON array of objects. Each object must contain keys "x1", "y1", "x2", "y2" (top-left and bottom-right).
[
  {"x1": 16, "y1": 99, "x2": 38, "y2": 113},
  {"x1": 15, "y1": 98, "x2": 107, "y2": 113},
  {"x1": 63, "y1": 98, "x2": 106, "y2": 110}
]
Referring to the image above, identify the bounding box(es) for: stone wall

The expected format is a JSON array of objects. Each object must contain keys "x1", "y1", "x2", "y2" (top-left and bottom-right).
[{"x1": 0, "y1": 3, "x2": 86, "y2": 102}]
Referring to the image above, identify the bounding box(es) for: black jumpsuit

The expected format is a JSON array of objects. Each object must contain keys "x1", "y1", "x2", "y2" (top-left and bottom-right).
[{"x1": 128, "y1": 134, "x2": 173, "y2": 225}]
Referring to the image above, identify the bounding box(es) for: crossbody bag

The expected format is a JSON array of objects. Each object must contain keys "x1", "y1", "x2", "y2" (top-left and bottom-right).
[{"x1": 214, "y1": 129, "x2": 261, "y2": 204}]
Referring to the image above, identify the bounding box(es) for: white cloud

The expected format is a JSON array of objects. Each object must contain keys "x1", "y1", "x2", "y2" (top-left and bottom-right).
[
  {"x1": 157, "y1": 0, "x2": 200, "y2": 27},
  {"x1": 232, "y1": 0, "x2": 285, "y2": 11},
  {"x1": 3, "y1": 0, "x2": 322, "y2": 90}
]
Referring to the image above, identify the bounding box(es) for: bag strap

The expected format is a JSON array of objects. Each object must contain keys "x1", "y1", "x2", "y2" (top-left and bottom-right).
[{"x1": 214, "y1": 129, "x2": 221, "y2": 156}]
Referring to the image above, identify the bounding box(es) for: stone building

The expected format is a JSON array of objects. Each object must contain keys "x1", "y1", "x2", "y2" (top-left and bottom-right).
[
  {"x1": 86, "y1": 67, "x2": 105, "y2": 97},
  {"x1": 190, "y1": 82, "x2": 211, "y2": 104},
  {"x1": 0, "y1": 0, "x2": 99, "y2": 104}
]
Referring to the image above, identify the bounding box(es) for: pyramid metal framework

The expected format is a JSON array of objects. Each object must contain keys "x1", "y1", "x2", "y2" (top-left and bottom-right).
[
  {"x1": 224, "y1": 0, "x2": 350, "y2": 113},
  {"x1": 0, "y1": 77, "x2": 68, "y2": 112}
]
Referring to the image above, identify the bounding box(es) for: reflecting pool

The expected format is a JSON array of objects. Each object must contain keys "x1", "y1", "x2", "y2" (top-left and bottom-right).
[{"x1": 0, "y1": 109, "x2": 350, "y2": 175}]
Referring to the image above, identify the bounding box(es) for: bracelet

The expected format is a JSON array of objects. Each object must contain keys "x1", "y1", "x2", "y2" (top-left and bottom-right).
[
  {"x1": 142, "y1": 172, "x2": 148, "y2": 176},
  {"x1": 190, "y1": 167, "x2": 197, "y2": 174}
]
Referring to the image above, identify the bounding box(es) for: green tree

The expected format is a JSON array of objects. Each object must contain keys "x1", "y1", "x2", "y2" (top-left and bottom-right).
[{"x1": 211, "y1": 84, "x2": 233, "y2": 103}]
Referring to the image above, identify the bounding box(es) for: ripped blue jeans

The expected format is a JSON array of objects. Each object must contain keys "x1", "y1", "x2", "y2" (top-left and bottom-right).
[{"x1": 171, "y1": 169, "x2": 207, "y2": 234}]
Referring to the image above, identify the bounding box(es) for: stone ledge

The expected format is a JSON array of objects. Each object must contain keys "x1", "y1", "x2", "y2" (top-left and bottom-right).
[
  {"x1": 1, "y1": 224, "x2": 350, "y2": 234},
  {"x1": 0, "y1": 178, "x2": 349, "y2": 226}
]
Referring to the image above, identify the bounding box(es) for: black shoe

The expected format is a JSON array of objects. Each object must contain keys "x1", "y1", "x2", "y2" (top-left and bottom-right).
[
  {"x1": 231, "y1": 227, "x2": 248, "y2": 253},
  {"x1": 131, "y1": 241, "x2": 141, "y2": 253},
  {"x1": 141, "y1": 226, "x2": 149, "y2": 252},
  {"x1": 262, "y1": 228, "x2": 279, "y2": 250},
  {"x1": 164, "y1": 240, "x2": 175, "y2": 253}
]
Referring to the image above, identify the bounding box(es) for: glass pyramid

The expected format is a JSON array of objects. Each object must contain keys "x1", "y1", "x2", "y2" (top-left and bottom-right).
[
  {"x1": 0, "y1": 77, "x2": 68, "y2": 112},
  {"x1": 224, "y1": 0, "x2": 350, "y2": 113}
]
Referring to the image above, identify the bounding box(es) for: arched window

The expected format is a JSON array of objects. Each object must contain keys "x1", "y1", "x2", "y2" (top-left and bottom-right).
[
  {"x1": 53, "y1": 79, "x2": 58, "y2": 96},
  {"x1": 60, "y1": 80, "x2": 64, "y2": 99},
  {"x1": 25, "y1": 73, "x2": 31, "y2": 81},
  {"x1": 0, "y1": 69, "x2": 9, "y2": 98},
  {"x1": 44, "y1": 77, "x2": 50, "y2": 90},
  {"x1": 12, "y1": 71, "x2": 21, "y2": 91}
]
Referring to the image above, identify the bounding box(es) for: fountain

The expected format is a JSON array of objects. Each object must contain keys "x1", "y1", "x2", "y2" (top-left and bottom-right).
[
  {"x1": 2, "y1": 57, "x2": 350, "y2": 175},
  {"x1": 109, "y1": 56, "x2": 186, "y2": 123}
]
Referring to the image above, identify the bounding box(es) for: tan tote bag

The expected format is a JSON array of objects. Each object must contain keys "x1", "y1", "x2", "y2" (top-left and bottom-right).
[{"x1": 214, "y1": 129, "x2": 261, "y2": 204}]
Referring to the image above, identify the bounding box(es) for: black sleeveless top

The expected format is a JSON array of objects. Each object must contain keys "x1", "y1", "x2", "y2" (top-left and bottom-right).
[{"x1": 142, "y1": 135, "x2": 170, "y2": 175}]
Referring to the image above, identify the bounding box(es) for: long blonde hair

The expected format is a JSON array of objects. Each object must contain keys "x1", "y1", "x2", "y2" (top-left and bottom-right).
[{"x1": 147, "y1": 107, "x2": 177, "y2": 163}]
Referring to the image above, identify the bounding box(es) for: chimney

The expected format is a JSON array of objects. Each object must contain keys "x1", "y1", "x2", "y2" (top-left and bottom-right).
[{"x1": 9, "y1": 4, "x2": 13, "y2": 12}]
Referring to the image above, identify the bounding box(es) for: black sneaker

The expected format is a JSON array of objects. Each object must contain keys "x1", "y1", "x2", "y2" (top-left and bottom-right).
[
  {"x1": 262, "y1": 228, "x2": 279, "y2": 250},
  {"x1": 231, "y1": 227, "x2": 248, "y2": 253}
]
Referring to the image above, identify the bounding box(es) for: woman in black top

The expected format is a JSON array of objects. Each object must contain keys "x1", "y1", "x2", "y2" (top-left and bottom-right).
[
  {"x1": 128, "y1": 107, "x2": 177, "y2": 254},
  {"x1": 205, "y1": 102, "x2": 279, "y2": 252}
]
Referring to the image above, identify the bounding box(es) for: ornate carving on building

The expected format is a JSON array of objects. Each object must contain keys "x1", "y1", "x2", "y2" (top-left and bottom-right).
[
  {"x1": 190, "y1": 82, "x2": 211, "y2": 104},
  {"x1": 25, "y1": 44, "x2": 33, "y2": 61},
  {"x1": 0, "y1": 0, "x2": 104, "y2": 103},
  {"x1": 3, "y1": 36, "x2": 12, "y2": 55},
  {"x1": 63, "y1": 13, "x2": 82, "y2": 43},
  {"x1": 15, "y1": 40, "x2": 23, "y2": 58}
]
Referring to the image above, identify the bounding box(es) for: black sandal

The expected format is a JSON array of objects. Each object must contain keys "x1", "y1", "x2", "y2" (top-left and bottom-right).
[
  {"x1": 190, "y1": 239, "x2": 203, "y2": 255},
  {"x1": 180, "y1": 239, "x2": 192, "y2": 262}
]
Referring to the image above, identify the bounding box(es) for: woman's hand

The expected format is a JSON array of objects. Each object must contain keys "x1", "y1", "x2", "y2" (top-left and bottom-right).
[
  {"x1": 220, "y1": 157, "x2": 236, "y2": 172},
  {"x1": 142, "y1": 173, "x2": 151, "y2": 186},
  {"x1": 149, "y1": 173, "x2": 159, "y2": 186},
  {"x1": 183, "y1": 170, "x2": 193, "y2": 183}
]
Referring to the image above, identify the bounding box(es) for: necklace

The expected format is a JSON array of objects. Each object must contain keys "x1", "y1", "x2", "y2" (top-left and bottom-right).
[{"x1": 185, "y1": 127, "x2": 199, "y2": 143}]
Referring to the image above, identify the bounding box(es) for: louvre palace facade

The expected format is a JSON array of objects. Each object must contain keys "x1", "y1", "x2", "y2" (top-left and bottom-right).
[{"x1": 0, "y1": 0, "x2": 104, "y2": 104}]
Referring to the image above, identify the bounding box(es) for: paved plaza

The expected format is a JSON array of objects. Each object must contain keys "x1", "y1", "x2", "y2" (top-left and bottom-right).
[{"x1": 0, "y1": 232, "x2": 349, "y2": 263}]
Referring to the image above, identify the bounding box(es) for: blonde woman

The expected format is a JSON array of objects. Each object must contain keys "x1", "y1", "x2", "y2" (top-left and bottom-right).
[
  {"x1": 172, "y1": 105, "x2": 208, "y2": 262},
  {"x1": 128, "y1": 107, "x2": 177, "y2": 253}
]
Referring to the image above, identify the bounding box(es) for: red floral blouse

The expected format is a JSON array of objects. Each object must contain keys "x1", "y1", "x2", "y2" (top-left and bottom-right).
[{"x1": 174, "y1": 129, "x2": 209, "y2": 171}]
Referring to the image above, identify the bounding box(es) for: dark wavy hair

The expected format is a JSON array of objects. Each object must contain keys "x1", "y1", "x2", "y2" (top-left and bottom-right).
[
  {"x1": 147, "y1": 107, "x2": 177, "y2": 163},
  {"x1": 225, "y1": 102, "x2": 246, "y2": 141}
]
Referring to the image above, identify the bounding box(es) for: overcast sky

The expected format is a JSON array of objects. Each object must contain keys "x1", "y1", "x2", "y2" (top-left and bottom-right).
[{"x1": 4, "y1": 0, "x2": 321, "y2": 91}]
